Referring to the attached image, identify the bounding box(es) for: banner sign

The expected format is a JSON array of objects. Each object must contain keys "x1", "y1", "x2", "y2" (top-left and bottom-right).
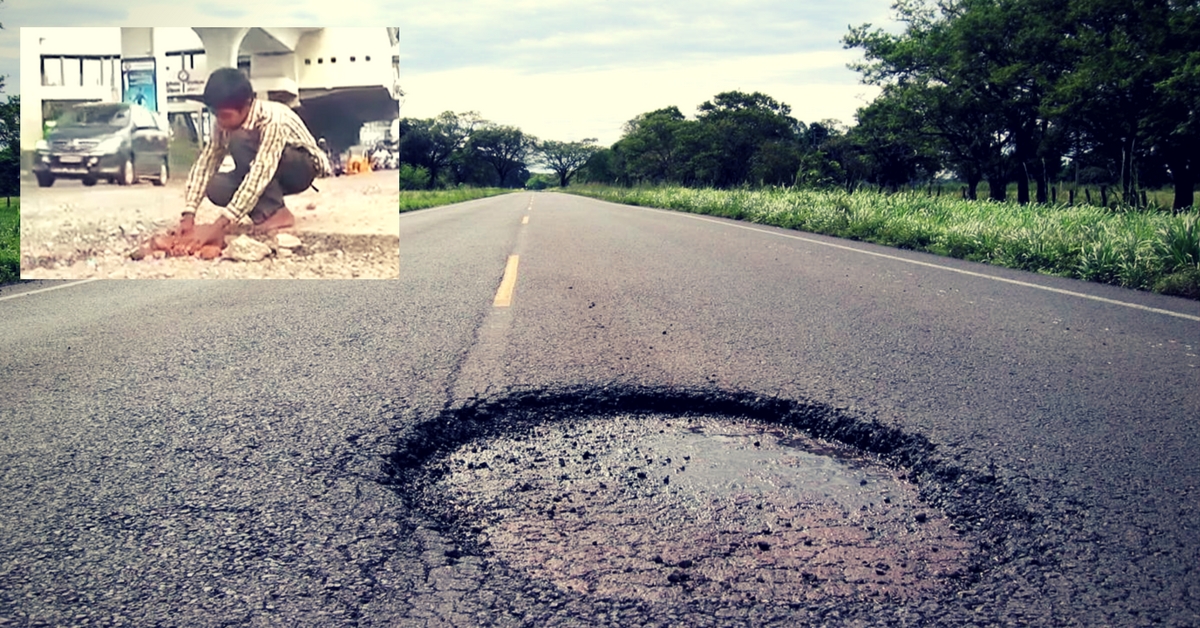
[
  {"x1": 122, "y1": 58, "x2": 157, "y2": 112},
  {"x1": 166, "y1": 67, "x2": 207, "y2": 97}
]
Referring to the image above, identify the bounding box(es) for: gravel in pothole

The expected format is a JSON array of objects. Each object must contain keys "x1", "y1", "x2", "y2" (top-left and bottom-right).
[{"x1": 429, "y1": 414, "x2": 972, "y2": 605}]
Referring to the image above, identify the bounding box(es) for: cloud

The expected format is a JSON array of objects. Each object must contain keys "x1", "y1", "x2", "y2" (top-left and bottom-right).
[
  {"x1": 1, "y1": 0, "x2": 896, "y2": 136},
  {"x1": 2, "y1": 1, "x2": 127, "y2": 26},
  {"x1": 396, "y1": 0, "x2": 894, "y2": 74},
  {"x1": 200, "y1": 6, "x2": 251, "y2": 20},
  {"x1": 400, "y1": 50, "x2": 882, "y2": 146},
  {"x1": 2, "y1": 0, "x2": 403, "y2": 27}
]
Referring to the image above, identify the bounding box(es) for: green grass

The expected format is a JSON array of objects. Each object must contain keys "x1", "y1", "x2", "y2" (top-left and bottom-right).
[
  {"x1": 970, "y1": 182, "x2": 1198, "y2": 210},
  {"x1": 169, "y1": 138, "x2": 201, "y2": 177},
  {"x1": 565, "y1": 184, "x2": 1200, "y2": 300},
  {"x1": 855, "y1": 182, "x2": 1198, "y2": 210},
  {"x1": 399, "y1": 187, "x2": 516, "y2": 213},
  {"x1": 0, "y1": 197, "x2": 20, "y2": 285}
]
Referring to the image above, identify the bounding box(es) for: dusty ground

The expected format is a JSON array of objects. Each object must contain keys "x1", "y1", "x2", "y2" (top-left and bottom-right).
[{"x1": 19, "y1": 170, "x2": 399, "y2": 279}]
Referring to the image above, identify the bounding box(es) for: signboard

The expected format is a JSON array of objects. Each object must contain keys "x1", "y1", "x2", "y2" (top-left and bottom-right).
[
  {"x1": 122, "y1": 58, "x2": 158, "y2": 112},
  {"x1": 166, "y1": 68, "x2": 207, "y2": 97}
]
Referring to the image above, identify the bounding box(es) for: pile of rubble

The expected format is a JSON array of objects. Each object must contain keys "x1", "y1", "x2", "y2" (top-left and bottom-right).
[{"x1": 130, "y1": 231, "x2": 305, "y2": 263}]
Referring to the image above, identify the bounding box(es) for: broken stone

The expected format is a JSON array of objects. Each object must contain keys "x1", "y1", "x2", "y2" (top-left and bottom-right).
[
  {"x1": 277, "y1": 248, "x2": 294, "y2": 258},
  {"x1": 223, "y1": 235, "x2": 272, "y2": 262},
  {"x1": 197, "y1": 245, "x2": 223, "y2": 260},
  {"x1": 275, "y1": 233, "x2": 302, "y2": 249}
]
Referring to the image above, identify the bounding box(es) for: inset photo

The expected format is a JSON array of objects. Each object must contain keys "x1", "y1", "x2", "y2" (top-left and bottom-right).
[{"x1": 19, "y1": 27, "x2": 400, "y2": 279}]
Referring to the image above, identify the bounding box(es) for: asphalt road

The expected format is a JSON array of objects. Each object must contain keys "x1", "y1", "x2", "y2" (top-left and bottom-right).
[{"x1": 2, "y1": 191, "x2": 1199, "y2": 627}]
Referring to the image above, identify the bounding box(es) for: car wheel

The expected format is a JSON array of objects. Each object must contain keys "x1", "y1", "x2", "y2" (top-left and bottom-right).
[
  {"x1": 152, "y1": 159, "x2": 168, "y2": 186},
  {"x1": 35, "y1": 173, "x2": 55, "y2": 188},
  {"x1": 118, "y1": 157, "x2": 134, "y2": 186},
  {"x1": 82, "y1": 177, "x2": 98, "y2": 187}
]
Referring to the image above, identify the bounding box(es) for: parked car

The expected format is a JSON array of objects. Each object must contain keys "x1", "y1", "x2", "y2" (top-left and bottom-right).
[{"x1": 33, "y1": 102, "x2": 170, "y2": 188}]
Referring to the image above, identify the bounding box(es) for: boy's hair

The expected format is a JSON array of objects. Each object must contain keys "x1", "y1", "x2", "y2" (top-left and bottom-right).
[{"x1": 202, "y1": 68, "x2": 254, "y2": 110}]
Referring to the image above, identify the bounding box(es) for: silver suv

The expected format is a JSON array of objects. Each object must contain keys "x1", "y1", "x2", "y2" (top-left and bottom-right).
[{"x1": 33, "y1": 102, "x2": 170, "y2": 188}]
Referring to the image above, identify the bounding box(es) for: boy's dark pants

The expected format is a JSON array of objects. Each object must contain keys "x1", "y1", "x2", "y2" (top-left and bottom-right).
[{"x1": 205, "y1": 129, "x2": 316, "y2": 224}]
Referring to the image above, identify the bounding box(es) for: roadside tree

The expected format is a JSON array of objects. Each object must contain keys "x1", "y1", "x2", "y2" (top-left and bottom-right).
[
  {"x1": 0, "y1": 95, "x2": 17, "y2": 197},
  {"x1": 538, "y1": 139, "x2": 601, "y2": 188},
  {"x1": 469, "y1": 125, "x2": 538, "y2": 188}
]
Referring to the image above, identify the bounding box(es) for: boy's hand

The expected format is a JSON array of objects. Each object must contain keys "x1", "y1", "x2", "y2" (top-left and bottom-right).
[
  {"x1": 178, "y1": 212, "x2": 195, "y2": 236},
  {"x1": 185, "y1": 217, "x2": 231, "y2": 251}
]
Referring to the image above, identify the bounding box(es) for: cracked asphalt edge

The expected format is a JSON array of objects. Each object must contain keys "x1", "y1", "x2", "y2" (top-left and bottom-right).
[{"x1": 376, "y1": 384, "x2": 1043, "y2": 612}]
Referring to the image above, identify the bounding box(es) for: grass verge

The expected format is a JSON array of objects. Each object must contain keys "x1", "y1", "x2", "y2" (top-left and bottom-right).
[
  {"x1": 0, "y1": 197, "x2": 19, "y2": 285},
  {"x1": 400, "y1": 188, "x2": 516, "y2": 214},
  {"x1": 564, "y1": 185, "x2": 1200, "y2": 300}
]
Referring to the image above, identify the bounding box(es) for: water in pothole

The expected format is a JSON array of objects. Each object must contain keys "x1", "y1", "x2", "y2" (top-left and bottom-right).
[{"x1": 430, "y1": 413, "x2": 972, "y2": 605}]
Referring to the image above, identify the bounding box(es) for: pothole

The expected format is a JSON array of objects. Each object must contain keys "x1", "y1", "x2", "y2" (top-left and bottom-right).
[
  {"x1": 436, "y1": 414, "x2": 970, "y2": 604},
  {"x1": 387, "y1": 387, "x2": 1020, "y2": 612}
]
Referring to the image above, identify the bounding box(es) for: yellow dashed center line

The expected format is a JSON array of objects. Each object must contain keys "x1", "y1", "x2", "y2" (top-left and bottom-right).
[
  {"x1": 493, "y1": 255, "x2": 520, "y2": 307},
  {"x1": 522, "y1": 215, "x2": 529, "y2": 225}
]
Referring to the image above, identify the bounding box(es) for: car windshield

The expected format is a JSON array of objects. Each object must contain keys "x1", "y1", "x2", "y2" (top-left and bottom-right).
[{"x1": 58, "y1": 105, "x2": 131, "y2": 127}]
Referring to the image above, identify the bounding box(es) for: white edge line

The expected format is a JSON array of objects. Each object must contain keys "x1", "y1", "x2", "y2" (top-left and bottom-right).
[
  {"x1": 621, "y1": 203, "x2": 1200, "y2": 323},
  {"x1": 0, "y1": 278, "x2": 103, "y2": 302},
  {"x1": 399, "y1": 191, "x2": 529, "y2": 217}
]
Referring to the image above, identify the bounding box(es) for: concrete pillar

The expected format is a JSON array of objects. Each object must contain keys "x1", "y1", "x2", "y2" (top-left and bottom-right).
[
  {"x1": 119, "y1": 27, "x2": 168, "y2": 114},
  {"x1": 190, "y1": 28, "x2": 251, "y2": 71},
  {"x1": 20, "y1": 28, "x2": 44, "y2": 152},
  {"x1": 188, "y1": 28, "x2": 249, "y2": 146}
]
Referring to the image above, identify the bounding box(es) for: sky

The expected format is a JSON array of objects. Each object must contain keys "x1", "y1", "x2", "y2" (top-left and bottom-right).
[{"x1": 0, "y1": 0, "x2": 898, "y2": 146}]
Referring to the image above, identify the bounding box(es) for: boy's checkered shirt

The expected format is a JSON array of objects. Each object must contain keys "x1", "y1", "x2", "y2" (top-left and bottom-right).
[{"x1": 184, "y1": 99, "x2": 333, "y2": 225}]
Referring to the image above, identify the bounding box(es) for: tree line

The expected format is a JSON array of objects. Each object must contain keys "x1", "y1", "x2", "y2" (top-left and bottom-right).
[
  {"x1": 398, "y1": 111, "x2": 599, "y2": 190},
  {"x1": 399, "y1": 0, "x2": 1196, "y2": 210},
  {"x1": 0, "y1": 94, "x2": 17, "y2": 198},
  {"x1": 0, "y1": 11, "x2": 17, "y2": 199},
  {"x1": 843, "y1": 0, "x2": 1199, "y2": 210},
  {"x1": 589, "y1": 0, "x2": 1197, "y2": 209}
]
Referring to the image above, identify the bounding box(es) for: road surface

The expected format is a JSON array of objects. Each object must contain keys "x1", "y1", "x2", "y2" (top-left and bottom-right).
[{"x1": 2, "y1": 191, "x2": 1198, "y2": 626}]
